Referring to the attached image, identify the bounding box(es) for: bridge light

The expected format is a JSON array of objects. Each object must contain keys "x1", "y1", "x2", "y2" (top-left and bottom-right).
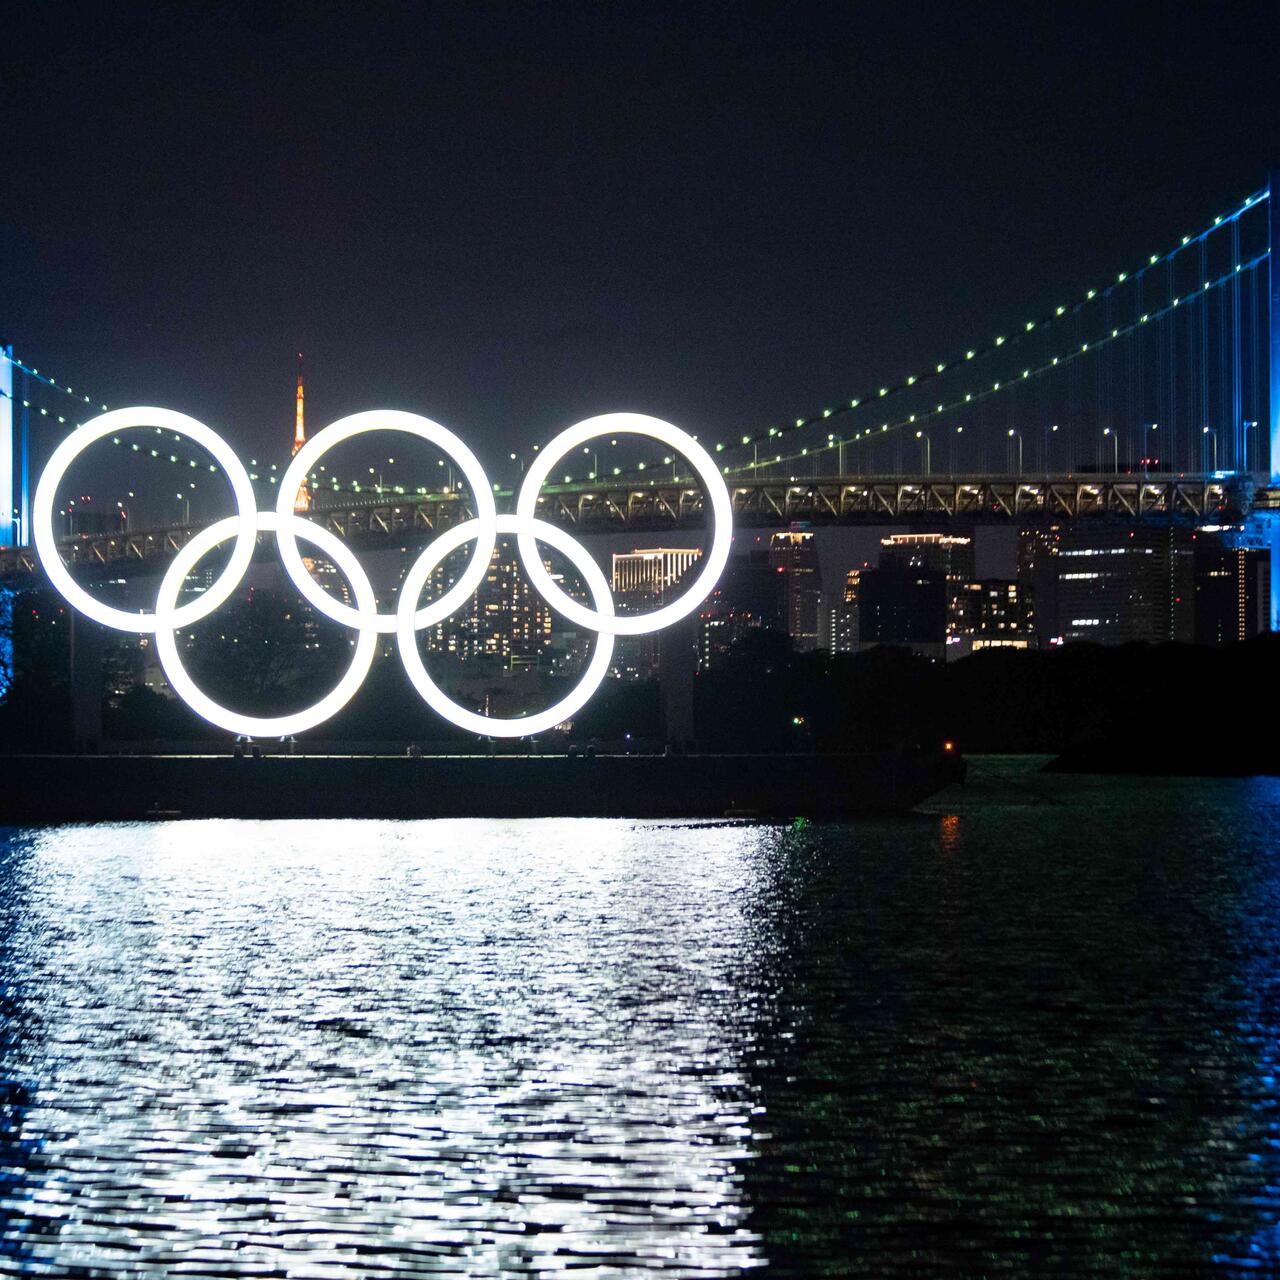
[
  {"x1": 795, "y1": 418, "x2": 803, "y2": 426},
  {"x1": 907, "y1": 375, "x2": 916, "y2": 385},
  {"x1": 995, "y1": 336, "x2": 1005, "y2": 346},
  {"x1": 1117, "y1": 272, "x2": 1126, "y2": 282},
  {"x1": 850, "y1": 398, "x2": 860, "y2": 407},
  {"x1": 956, "y1": 427, "x2": 964, "y2": 434},
  {"x1": 742, "y1": 435, "x2": 750, "y2": 444},
  {"x1": 1182, "y1": 235, "x2": 1190, "y2": 244},
  {"x1": 823, "y1": 408, "x2": 831, "y2": 417},
  {"x1": 965, "y1": 351, "x2": 974, "y2": 360},
  {"x1": 1025, "y1": 321, "x2": 1035, "y2": 331},
  {"x1": 1056, "y1": 305, "x2": 1065, "y2": 315},
  {"x1": 879, "y1": 387, "x2": 888, "y2": 396},
  {"x1": 715, "y1": 442, "x2": 724, "y2": 451}
]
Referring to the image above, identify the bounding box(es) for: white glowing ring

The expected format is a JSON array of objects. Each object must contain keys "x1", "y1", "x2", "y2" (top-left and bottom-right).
[
  {"x1": 397, "y1": 514, "x2": 615, "y2": 738},
  {"x1": 154, "y1": 511, "x2": 379, "y2": 738},
  {"x1": 33, "y1": 407, "x2": 257, "y2": 634},
  {"x1": 276, "y1": 410, "x2": 498, "y2": 634},
  {"x1": 515, "y1": 412, "x2": 732, "y2": 635}
]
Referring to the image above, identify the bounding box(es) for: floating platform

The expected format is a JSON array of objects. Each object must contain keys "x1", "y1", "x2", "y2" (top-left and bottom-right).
[{"x1": 0, "y1": 750, "x2": 964, "y2": 822}]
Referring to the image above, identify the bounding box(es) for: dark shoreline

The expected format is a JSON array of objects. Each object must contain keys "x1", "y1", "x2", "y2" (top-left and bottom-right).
[{"x1": 0, "y1": 750, "x2": 965, "y2": 822}]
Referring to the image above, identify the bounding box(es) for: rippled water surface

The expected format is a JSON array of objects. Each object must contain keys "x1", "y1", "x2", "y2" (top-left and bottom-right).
[{"x1": 4, "y1": 759, "x2": 1280, "y2": 1275}]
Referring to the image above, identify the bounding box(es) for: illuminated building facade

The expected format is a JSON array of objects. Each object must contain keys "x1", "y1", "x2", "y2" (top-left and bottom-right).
[
  {"x1": 768, "y1": 529, "x2": 823, "y2": 651},
  {"x1": 1193, "y1": 535, "x2": 1270, "y2": 645},
  {"x1": 424, "y1": 537, "x2": 553, "y2": 667},
  {"x1": 822, "y1": 566, "x2": 862, "y2": 653},
  {"x1": 697, "y1": 550, "x2": 781, "y2": 671},
  {"x1": 879, "y1": 533, "x2": 974, "y2": 637},
  {"x1": 956, "y1": 579, "x2": 1034, "y2": 650},
  {"x1": 1055, "y1": 526, "x2": 1194, "y2": 644},
  {"x1": 610, "y1": 547, "x2": 703, "y2": 679}
]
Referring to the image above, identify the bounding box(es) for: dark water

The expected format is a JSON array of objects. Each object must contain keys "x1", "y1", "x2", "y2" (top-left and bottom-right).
[{"x1": 2, "y1": 759, "x2": 1280, "y2": 1276}]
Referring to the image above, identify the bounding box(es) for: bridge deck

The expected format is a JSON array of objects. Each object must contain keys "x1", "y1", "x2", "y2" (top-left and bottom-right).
[{"x1": 0, "y1": 472, "x2": 1265, "y2": 578}]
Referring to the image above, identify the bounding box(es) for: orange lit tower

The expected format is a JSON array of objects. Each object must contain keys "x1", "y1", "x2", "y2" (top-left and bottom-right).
[{"x1": 292, "y1": 352, "x2": 310, "y2": 512}]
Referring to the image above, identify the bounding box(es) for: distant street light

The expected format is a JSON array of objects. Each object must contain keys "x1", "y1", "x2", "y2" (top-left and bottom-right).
[
  {"x1": 1244, "y1": 420, "x2": 1259, "y2": 472},
  {"x1": 1202, "y1": 426, "x2": 1218, "y2": 471},
  {"x1": 915, "y1": 429, "x2": 931, "y2": 475},
  {"x1": 1102, "y1": 428, "x2": 1118, "y2": 473}
]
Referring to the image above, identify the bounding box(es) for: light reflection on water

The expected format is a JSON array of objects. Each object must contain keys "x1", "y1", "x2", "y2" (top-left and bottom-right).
[
  {"x1": 5, "y1": 764, "x2": 1280, "y2": 1274},
  {"x1": 0, "y1": 820, "x2": 776, "y2": 1275}
]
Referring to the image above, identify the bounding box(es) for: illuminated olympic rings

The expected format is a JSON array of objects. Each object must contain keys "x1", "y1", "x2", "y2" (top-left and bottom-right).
[{"x1": 33, "y1": 408, "x2": 733, "y2": 738}]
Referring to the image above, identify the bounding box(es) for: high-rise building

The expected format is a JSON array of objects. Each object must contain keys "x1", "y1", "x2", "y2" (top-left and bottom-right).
[
  {"x1": 1055, "y1": 525, "x2": 1194, "y2": 644},
  {"x1": 421, "y1": 536, "x2": 553, "y2": 667},
  {"x1": 879, "y1": 533, "x2": 974, "y2": 636},
  {"x1": 955, "y1": 579, "x2": 1034, "y2": 650},
  {"x1": 858, "y1": 566, "x2": 948, "y2": 659},
  {"x1": 1017, "y1": 524, "x2": 1063, "y2": 647},
  {"x1": 822, "y1": 566, "x2": 863, "y2": 653},
  {"x1": 1193, "y1": 534, "x2": 1270, "y2": 645},
  {"x1": 768, "y1": 529, "x2": 823, "y2": 651},
  {"x1": 610, "y1": 547, "x2": 702, "y2": 679},
  {"x1": 697, "y1": 550, "x2": 782, "y2": 671},
  {"x1": 612, "y1": 548, "x2": 702, "y2": 600}
]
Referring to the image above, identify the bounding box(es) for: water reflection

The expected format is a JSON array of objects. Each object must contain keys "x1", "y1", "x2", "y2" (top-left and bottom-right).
[
  {"x1": 0, "y1": 820, "x2": 773, "y2": 1274},
  {"x1": 4, "y1": 768, "x2": 1280, "y2": 1273}
]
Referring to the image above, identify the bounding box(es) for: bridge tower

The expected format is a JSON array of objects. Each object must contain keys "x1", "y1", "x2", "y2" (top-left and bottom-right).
[
  {"x1": 0, "y1": 345, "x2": 11, "y2": 547},
  {"x1": 1270, "y1": 170, "x2": 1280, "y2": 627},
  {"x1": 293, "y1": 351, "x2": 310, "y2": 513}
]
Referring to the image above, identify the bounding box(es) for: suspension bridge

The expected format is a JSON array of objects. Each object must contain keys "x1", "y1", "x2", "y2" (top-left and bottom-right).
[{"x1": 4, "y1": 173, "x2": 1280, "y2": 621}]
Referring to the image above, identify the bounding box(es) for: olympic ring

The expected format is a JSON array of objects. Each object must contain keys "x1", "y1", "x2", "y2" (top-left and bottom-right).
[
  {"x1": 397, "y1": 515, "x2": 615, "y2": 738},
  {"x1": 276, "y1": 410, "x2": 497, "y2": 634},
  {"x1": 155, "y1": 512, "x2": 380, "y2": 738},
  {"x1": 34, "y1": 407, "x2": 732, "y2": 737},
  {"x1": 516, "y1": 413, "x2": 734, "y2": 636},
  {"x1": 33, "y1": 407, "x2": 258, "y2": 633}
]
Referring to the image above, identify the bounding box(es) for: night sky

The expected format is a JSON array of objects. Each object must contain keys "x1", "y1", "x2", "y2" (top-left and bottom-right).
[{"x1": 4, "y1": 1, "x2": 1279, "y2": 471}]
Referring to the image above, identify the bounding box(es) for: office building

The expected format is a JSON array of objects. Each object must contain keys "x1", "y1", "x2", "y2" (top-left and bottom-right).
[
  {"x1": 1193, "y1": 535, "x2": 1269, "y2": 645},
  {"x1": 858, "y1": 566, "x2": 947, "y2": 659},
  {"x1": 422, "y1": 536, "x2": 553, "y2": 667},
  {"x1": 955, "y1": 579, "x2": 1034, "y2": 650},
  {"x1": 1055, "y1": 525, "x2": 1194, "y2": 644},
  {"x1": 822, "y1": 566, "x2": 863, "y2": 654},
  {"x1": 611, "y1": 548, "x2": 702, "y2": 678},
  {"x1": 768, "y1": 530, "x2": 823, "y2": 651},
  {"x1": 879, "y1": 533, "x2": 974, "y2": 636},
  {"x1": 697, "y1": 550, "x2": 782, "y2": 671}
]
